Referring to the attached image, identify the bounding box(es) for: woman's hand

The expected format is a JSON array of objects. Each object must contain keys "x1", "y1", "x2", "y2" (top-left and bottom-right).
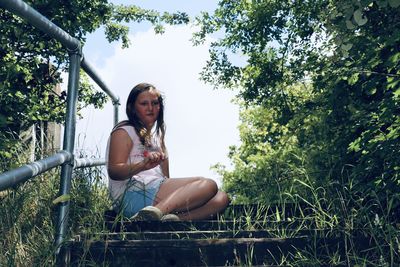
[
  {"x1": 108, "y1": 129, "x2": 166, "y2": 180},
  {"x1": 142, "y1": 151, "x2": 165, "y2": 170}
]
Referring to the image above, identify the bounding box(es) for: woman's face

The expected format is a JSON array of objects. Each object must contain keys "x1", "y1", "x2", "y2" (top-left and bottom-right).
[{"x1": 134, "y1": 89, "x2": 160, "y2": 129}]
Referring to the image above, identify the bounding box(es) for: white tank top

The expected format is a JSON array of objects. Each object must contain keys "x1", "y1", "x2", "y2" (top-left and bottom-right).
[{"x1": 106, "y1": 125, "x2": 165, "y2": 202}]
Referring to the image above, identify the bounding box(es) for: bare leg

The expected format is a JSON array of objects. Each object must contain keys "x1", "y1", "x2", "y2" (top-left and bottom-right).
[
  {"x1": 178, "y1": 190, "x2": 230, "y2": 221},
  {"x1": 154, "y1": 177, "x2": 229, "y2": 220}
]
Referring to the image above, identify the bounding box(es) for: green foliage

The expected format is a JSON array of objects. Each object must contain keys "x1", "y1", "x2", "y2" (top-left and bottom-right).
[
  {"x1": 317, "y1": 0, "x2": 400, "y2": 198},
  {"x1": 0, "y1": 1, "x2": 189, "y2": 263},
  {"x1": 214, "y1": 83, "x2": 332, "y2": 203},
  {"x1": 0, "y1": 164, "x2": 110, "y2": 266},
  {"x1": 196, "y1": 0, "x2": 400, "y2": 209},
  {"x1": 0, "y1": 0, "x2": 189, "y2": 162},
  {"x1": 109, "y1": 4, "x2": 189, "y2": 47}
]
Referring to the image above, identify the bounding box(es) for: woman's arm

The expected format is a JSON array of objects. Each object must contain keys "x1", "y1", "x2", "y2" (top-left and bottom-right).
[
  {"x1": 107, "y1": 129, "x2": 144, "y2": 180},
  {"x1": 107, "y1": 129, "x2": 164, "y2": 180},
  {"x1": 160, "y1": 157, "x2": 170, "y2": 178}
]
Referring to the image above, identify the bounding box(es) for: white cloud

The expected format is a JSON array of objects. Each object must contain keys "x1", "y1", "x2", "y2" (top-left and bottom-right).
[{"x1": 76, "y1": 25, "x2": 240, "y2": 185}]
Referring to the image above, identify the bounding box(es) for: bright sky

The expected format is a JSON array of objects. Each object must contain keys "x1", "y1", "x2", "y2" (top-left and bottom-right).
[{"x1": 74, "y1": 1, "x2": 241, "y2": 186}]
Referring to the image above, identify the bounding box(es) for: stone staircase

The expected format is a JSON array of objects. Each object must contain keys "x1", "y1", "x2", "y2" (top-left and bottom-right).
[{"x1": 66, "y1": 204, "x2": 373, "y2": 266}]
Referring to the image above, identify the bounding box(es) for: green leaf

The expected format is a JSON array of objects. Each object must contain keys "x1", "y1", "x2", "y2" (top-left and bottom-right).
[
  {"x1": 52, "y1": 194, "x2": 71, "y2": 205},
  {"x1": 348, "y1": 140, "x2": 361, "y2": 152},
  {"x1": 348, "y1": 73, "x2": 359, "y2": 85},
  {"x1": 346, "y1": 20, "x2": 356, "y2": 29},
  {"x1": 389, "y1": 0, "x2": 400, "y2": 8},
  {"x1": 341, "y1": 43, "x2": 353, "y2": 51},
  {"x1": 334, "y1": 36, "x2": 343, "y2": 46},
  {"x1": 275, "y1": 208, "x2": 281, "y2": 222},
  {"x1": 366, "y1": 87, "x2": 377, "y2": 95},
  {"x1": 353, "y1": 9, "x2": 368, "y2": 26},
  {"x1": 387, "y1": 78, "x2": 400, "y2": 90},
  {"x1": 394, "y1": 88, "x2": 400, "y2": 99},
  {"x1": 15, "y1": 91, "x2": 24, "y2": 99}
]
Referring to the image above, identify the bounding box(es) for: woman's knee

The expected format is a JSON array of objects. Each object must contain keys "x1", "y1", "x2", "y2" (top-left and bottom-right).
[
  {"x1": 197, "y1": 177, "x2": 218, "y2": 195},
  {"x1": 208, "y1": 190, "x2": 230, "y2": 209},
  {"x1": 217, "y1": 191, "x2": 230, "y2": 208}
]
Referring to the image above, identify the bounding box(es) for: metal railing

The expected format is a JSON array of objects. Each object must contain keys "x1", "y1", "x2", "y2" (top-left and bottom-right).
[{"x1": 0, "y1": 0, "x2": 120, "y2": 264}]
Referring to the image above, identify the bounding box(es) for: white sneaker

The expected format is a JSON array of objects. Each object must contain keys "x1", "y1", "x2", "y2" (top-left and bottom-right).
[
  {"x1": 161, "y1": 213, "x2": 180, "y2": 221},
  {"x1": 130, "y1": 206, "x2": 163, "y2": 221}
]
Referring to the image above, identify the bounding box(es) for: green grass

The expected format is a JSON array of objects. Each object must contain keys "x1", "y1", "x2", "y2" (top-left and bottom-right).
[
  {"x1": 213, "y1": 170, "x2": 399, "y2": 266},
  {"x1": 1, "y1": 157, "x2": 399, "y2": 266},
  {"x1": 0, "y1": 162, "x2": 110, "y2": 267}
]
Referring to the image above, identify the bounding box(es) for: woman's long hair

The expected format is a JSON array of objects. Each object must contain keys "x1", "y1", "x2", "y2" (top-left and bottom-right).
[{"x1": 113, "y1": 83, "x2": 166, "y2": 151}]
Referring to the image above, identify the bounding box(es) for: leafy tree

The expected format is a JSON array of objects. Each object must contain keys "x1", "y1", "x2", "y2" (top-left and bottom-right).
[
  {"x1": 196, "y1": 0, "x2": 400, "y2": 205},
  {"x1": 214, "y1": 83, "x2": 315, "y2": 203},
  {"x1": 0, "y1": 1, "x2": 189, "y2": 166}
]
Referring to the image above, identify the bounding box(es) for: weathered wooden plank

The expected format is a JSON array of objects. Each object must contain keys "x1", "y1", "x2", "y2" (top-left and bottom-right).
[
  {"x1": 68, "y1": 230, "x2": 375, "y2": 266},
  {"x1": 68, "y1": 236, "x2": 309, "y2": 266},
  {"x1": 106, "y1": 219, "x2": 320, "y2": 233},
  {"x1": 74, "y1": 229, "x2": 355, "y2": 241},
  {"x1": 77, "y1": 204, "x2": 383, "y2": 267},
  {"x1": 104, "y1": 203, "x2": 322, "y2": 223},
  {"x1": 220, "y1": 202, "x2": 322, "y2": 219}
]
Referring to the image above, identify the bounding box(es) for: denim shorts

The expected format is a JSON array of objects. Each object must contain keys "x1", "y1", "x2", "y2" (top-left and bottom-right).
[{"x1": 119, "y1": 178, "x2": 165, "y2": 218}]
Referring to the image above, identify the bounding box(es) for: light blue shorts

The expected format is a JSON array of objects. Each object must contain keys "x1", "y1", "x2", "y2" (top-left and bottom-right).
[{"x1": 119, "y1": 178, "x2": 165, "y2": 218}]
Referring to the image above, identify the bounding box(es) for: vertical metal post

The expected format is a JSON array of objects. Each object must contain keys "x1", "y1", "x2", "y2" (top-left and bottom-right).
[
  {"x1": 55, "y1": 49, "x2": 81, "y2": 263},
  {"x1": 80, "y1": 58, "x2": 120, "y2": 126},
  {"x1": 113, "y1": 100, "x2": 120, "y2": 126}
]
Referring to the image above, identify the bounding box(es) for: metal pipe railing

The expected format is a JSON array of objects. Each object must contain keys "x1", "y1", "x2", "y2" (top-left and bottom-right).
[
  {"x1": 75, "y1": 158, "x2": 106, "y2": 169},
  {"x1": 0, "y1": 152, "x2": 106, "y2": 192},
  {"x1": 81, "y1": 57, "x2": 120, "y2": 126},
  {"x1": 54, "y1": 51, "x2": 81, "y2": 259},
  {"x1": 0, "y1": 0, "x2": 120, "y2": 264},
  {"x1": 0, "y1": 151, "x2": 72, "y2": 191}
]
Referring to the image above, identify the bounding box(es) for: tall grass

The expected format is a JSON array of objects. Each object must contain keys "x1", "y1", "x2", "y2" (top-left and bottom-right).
[
  {"x1": 0, "y1": 154, "x2": 110, "y2": 267},
  {"x1": 219, "y1": 163, "x2": 400, "y2": 266},
  {"x1": 1, "y1": 148, "x2": 398, "y2": 266}
]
